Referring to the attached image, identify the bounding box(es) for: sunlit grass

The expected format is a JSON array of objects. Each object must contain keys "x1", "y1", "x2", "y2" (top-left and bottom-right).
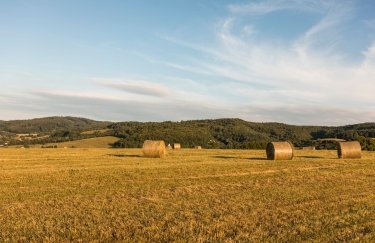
[
  {"x1": 0, "y1": 148, "x2": 374, "y2": 241},
  {"x1": 23, "y1": 136, "x2": 119, "y2": 149}
]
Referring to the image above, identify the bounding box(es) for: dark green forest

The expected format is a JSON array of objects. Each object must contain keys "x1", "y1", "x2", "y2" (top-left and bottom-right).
[
  {"x1": 1, "y1": 117, "x2": 375, "y2": 150},
  {"x1": 0, "y1": 116, "x2": 110, "y2": 133},
  {"x1": 110, "y1": 119, "x2": 375, "y2": 150}
]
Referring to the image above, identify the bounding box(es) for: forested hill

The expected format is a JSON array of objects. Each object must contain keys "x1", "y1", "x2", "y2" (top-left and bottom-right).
[
  {"x1": 1, "y1": 117, "x2": 375, "y2": 150},
  {"x1": 110, "y1": 119, "x2": 375, "y2": 150},
  {"x1": 0, "y1": 116, "x2": 111, "y2": 134}
]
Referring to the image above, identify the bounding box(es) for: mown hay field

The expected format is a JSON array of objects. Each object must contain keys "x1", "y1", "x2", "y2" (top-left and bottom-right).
[
  {"x1": 0, "y1": 148, "x2": 374, "y2": 242},
  {"x1": 26, "y1": 136, "x2": 119, "y2": 149}
]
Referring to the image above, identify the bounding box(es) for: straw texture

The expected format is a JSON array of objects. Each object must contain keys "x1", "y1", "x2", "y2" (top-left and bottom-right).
[
  {"x1": 266, "y1": 142, "x2": 294, "y2": 160},
  {"x1": 337, "y1": 141, "x2": 361, "y2": 159},
  {"x1": 142, "y1": 140, "x2": 167, "y2": 158},
  {"x1": 173, "y1": 143, "x2": 181, "y2": 150}
]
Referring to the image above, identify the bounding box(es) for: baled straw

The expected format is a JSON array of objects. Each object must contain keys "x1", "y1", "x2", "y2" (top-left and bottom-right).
[
  {"x1": 142, "y1": 140, "x2": 167, "y2": 158},
  {"x1": 266, "y1": 142, "x2": 294, "y2": 160},
  {"x1": 337, "y1": 141, "x2": 361, "y2": 159},
  {"x1": 173, "y1": 143, "x2": 181, "y2": 150}
]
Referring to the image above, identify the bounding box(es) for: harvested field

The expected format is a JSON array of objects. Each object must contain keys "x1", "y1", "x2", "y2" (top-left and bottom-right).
[
  {"x1": 41, "y1": 136, "x2": 119, "y2": 148},
  {"x1": 0, "y1": 148, "x2": 374, "y2": 241}
]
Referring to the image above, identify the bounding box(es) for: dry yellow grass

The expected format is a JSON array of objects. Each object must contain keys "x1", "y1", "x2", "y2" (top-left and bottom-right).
[{"x1": 0, "y1": 148, "x2": 374, "y2": 241}]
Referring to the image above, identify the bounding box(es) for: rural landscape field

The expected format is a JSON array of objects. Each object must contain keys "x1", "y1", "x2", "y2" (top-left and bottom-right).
[
  {"x1": 1, "y1": 147, "x2": 374, "y2": 242},
  {"x1": 2, "y1": 0, "x2": 375, "y2": 242}
]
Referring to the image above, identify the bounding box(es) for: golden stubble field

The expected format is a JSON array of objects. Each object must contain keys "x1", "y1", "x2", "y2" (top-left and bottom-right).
[{"x1": 0, "y1": 148, "x2": 374, "y2": 242}]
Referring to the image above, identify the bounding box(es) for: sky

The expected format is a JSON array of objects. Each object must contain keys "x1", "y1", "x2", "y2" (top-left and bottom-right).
[{"x1": 0, "y1": 0, "x2": 375, "y2": 125}]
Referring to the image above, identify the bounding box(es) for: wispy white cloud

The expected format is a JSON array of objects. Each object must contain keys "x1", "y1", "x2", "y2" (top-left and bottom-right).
[
  {"x1": 31, "y1": 90, "x2": 131, "y2": 102},
  {"x1": 238, "y1": 104, "x2": 375, "y2": 125},
  {"x1": 241, "y1": 25, "x2": 256, "y2": 37},
  {"x1": 21, "y1": 90, "x2": 233, "y2": 122},
  {"x1": 228, "y1": 0, "x2": 333, "y2": 15},
  {"x1": 294, "y1": 1, "x2": 354, "y2": 55},
  {"x1": 92, "y1": 78, "x2": 171, "y2": 97},
  {"x1": 362, "y1": 41, "x2": 375, "y2": 61},
  {"x1": 157, "y1": 0, "x2": 375, "y2": 124},
  {"x1": 1, "y1": 88, "x2": 374, "y2": 125}
]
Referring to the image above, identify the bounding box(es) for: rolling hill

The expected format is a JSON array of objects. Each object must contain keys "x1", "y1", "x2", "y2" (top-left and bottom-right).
[
  {"x1": 0, "y1": 116, "x2": 111, "y2": 134},
  {"x1": 1, "y1": 117, "x2": 375, "y2": 150}
]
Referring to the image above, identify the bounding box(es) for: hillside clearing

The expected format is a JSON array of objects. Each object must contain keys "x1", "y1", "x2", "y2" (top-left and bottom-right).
[
  {"x1": 44, "y1": 136, "x2": 119, "y2": 148},
  {"x1": 0, "y1": 149, "x2": 374, "y2": 241}
]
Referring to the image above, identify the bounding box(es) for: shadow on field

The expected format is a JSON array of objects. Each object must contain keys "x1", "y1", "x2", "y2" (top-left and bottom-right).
[
  {"x1": 210, "y1": 155, "x2": 238, "y2": 159},
  {"x1": 108, "y1": 154, "x2": 142, "y2": 158},
  {"x1": 246, "y1": 157, "x2": 268, "y2": 161},
  {"x1": 210, "y1": 156, "x2": 268, "y2": 161},
  {"x1": 297, "y1": 155, "x2": 324, "y2": 159}
]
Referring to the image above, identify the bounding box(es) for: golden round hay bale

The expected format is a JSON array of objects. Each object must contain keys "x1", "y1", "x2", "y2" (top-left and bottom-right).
[
  {"x1": 337, "y1": 141, "x2": 361, "y2": 159},
  {"x1": 195, "y1": 146, "x2": 202, "y2": 149},
  {"x1": 142, "y1": 140, "x2": 167, "y2": 158},
  {"x1": 172, "y1": 143, "x2": 181, "y2": 150},
  {"x1": 266, "y1": 141, "x2": 294, "y2": 160}
]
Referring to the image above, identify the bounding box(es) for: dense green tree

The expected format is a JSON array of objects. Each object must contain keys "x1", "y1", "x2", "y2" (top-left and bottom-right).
[{"x1": 2, "y1": 117, "x2": 375, "y2": 150}]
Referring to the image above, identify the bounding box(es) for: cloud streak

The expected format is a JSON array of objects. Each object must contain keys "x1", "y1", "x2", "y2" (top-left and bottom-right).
[
  {"x1": 1, "y1": 88, "x2": 374, "y2": 125},
  {"x1": 92, "y1": 78, "x2": 171, "y2": 97},
  {"x1": 228, "y1": 0, "x2": 334, "y2": 15},
  {"x1": 25, "y1": 90, "x2": 233, "y2": 122}
]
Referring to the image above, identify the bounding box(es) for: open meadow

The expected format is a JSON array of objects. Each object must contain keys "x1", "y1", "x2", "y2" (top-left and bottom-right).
[{"x1": 0, "y1": 148, "x2": 374, "y2": 242}]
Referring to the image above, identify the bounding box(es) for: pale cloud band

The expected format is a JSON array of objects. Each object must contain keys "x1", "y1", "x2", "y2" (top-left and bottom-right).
[
  {"x1": 228, "y1": 0, "x2": 334, "y2": 15},
  {"x1": 92, "y1": 78, "x2": 171, "y2": 98},
  {"x1": 0, "y1": 86, "x2": 374, "y2": 125}
]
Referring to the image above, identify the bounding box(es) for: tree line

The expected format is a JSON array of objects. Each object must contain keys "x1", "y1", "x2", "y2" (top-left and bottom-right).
[
  {"x1": 109, "y1": 119, "x2": 375, "y2": 150},
  {"x1": 2, "y1": 117, "x2": 375, "y2": 150}
]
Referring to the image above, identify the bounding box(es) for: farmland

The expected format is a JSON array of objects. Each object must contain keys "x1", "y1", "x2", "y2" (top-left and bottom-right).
[
  {"x1": 42, "y1": 136, "x2": 119, "y2": 148},
  {"x1": 0, "y1": 148, "x2": 374, "y2": 241}
]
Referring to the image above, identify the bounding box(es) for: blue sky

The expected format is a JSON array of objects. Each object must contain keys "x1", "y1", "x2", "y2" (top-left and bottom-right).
[{"x1": 1, "y1": 0, "x2": 375, "y2": 125}]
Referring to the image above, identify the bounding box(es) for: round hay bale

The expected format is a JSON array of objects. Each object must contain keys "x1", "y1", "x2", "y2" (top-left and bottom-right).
[
  {"x1": 337, "y1": 141, "x2": 361, "y2": 159},
  {"x1": 167, "y1": 144, "x2": 172, "y2": 150},
  {"x1": 266, "y1": 142, "x2": 294, "y2": 160},
  {"x1": 172, "y1": 143, "x2": 181, "y2": 150},
  {"x1": 142, "y1": 140, "x2": 167, "y2": 158},
  {"x1": 195, "y1": 146, "x2": 202, "y2": 149}
]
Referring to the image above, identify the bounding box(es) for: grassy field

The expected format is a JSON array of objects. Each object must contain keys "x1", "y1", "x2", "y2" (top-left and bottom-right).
[
  {"x1": 32, "y1": 136, "x2": 119, "y2": 148},
  {"x1": 0, "y1": 148, "x2": 374, "y2": 242}
]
